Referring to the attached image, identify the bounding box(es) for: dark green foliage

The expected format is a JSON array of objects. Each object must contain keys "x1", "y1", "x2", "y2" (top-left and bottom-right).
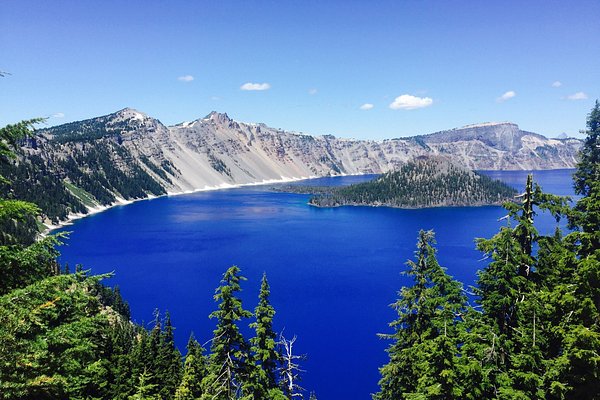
[
  {"x1": 129, "y1": 310, "x2": 184, "y2": 399},
  {"x1": 0, "y1": 114, "x2": 169, "y2": 225},
  {"x1": 158, "y1": 312, "x2": 184, "y2": 399},
  {"x1": 250, "y1": 273, "x2": 282, "y2": 395},
  {"x1": 201, "y1": 266, "x2": 253, "y2": 399},
  {"x1": 0, "y1": 118, "x2": 43, "y2": 165},
  {"x1": 129, "y1": 369, "x2": 160, "y2": 400},
  {"x1": 0, "y1": 198, "x2": 40, "y2": 245},
  {"x1": 308, "y1": 156, "x2": 517, "y2": 208},
  {"x1": 175, "y1": 334, "x2": 207, "y2": 400},
  {"x1": 55, "y1": 141, "x2": 166, "y2": 203},
  {"x1": 0, "y1": 119, "x2": 46, "y2": 242},
  {"x1": 375, "y1": 230, "x2": 468, "y2": 399},
  {"x1": 0, "y1": 273, "x2": 114, "y2": 399},
  {"x1": 0, "y1": 234, "x2": 64, "y2": 296},
  {"x1": 46, "y1": 115, "x2": 131, "y2": 144},
  {"x1": 0, "y1": 154, "x2": 87, "y2": 223},
  {"x1": 571, "y1": 99, "x2": 600, "y2": 255},
  {"x1": 251, "y1": 273, "x2": 280, "y2": 387},
  {"x1": 573, "y1": 100, "x2": 600, "y2": 198}
]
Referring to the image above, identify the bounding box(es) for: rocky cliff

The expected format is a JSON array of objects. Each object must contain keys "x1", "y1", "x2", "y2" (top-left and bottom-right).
[{"x1": 5, "y1": 108, "x2": 581, "y2": 223}]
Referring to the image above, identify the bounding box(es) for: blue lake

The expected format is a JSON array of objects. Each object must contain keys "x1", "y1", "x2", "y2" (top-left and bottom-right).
[{"x1": 56, "y1": 169, "x2": 576, "y2": 399}]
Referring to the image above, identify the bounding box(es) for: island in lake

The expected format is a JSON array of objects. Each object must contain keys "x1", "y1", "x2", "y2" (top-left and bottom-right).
[{"x1": 276, "y1": 156, "x2": 517, "y2": 208}]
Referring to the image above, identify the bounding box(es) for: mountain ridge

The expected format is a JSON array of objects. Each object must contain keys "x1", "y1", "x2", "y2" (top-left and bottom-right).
[{"x1": 3, "y1": 108, "x2": 582, "y2": 225}]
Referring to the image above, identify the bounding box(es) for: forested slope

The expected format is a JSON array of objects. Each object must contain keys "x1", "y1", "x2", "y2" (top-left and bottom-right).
[{"x1": 307, "y1": 156, "x2": 517, "y2": 208}]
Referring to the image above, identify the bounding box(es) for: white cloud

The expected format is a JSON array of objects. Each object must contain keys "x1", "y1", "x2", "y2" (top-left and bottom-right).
[
  {"x1": 497, "y1": 90, "x2": 516, "y2": 102},
  {"x1": 177, "y1": 75, "x2": 194, "y2": 82},
  {"x1": 240, "y1": 82, "x2": 271, "y2": 91},
  {"x1": 360, "y1": 103, "x2": 374, "y2": 110},
  {"x1": 52, "y1": 112, "x2": 65, "y2": 118},
  {"x1": 552, "y1": 81, "x2": 562, "y2": 88},
  {"x1": 308, "y1": 88, "x2": 318, "y2": 95},
  {"x1": 567, "y1": 91, "x2": 588, "y2": 100},
  {"x1": 389, "y1": 94, "x2": 433, "y2": 110}
]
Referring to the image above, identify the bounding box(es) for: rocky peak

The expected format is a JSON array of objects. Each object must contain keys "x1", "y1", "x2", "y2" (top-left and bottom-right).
[
  {"x1": 111, "y1": 108, "x2": 151, "y2": 124},
  {"x1": 423, "y1": 122, "x2": 527, "y2": 152},
  {"x1": 204, "y1": 111, "x2": 232, "y2": 125}
]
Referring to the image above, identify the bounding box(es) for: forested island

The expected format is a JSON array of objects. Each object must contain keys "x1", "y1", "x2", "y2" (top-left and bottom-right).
[
  {"x1": 277, "y1": 156, "x2": 517, "y2": 208},
  {"x1": 0, "y1": 101, "x2": 599, "y2": 399}
]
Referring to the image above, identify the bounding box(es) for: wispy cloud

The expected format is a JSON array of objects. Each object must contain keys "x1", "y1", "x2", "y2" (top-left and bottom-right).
[
  {"x1": 52, "y1": 112, "x2": 65, "y2": 118},
  {"x1": 178, "y1": 75, "x2": 194, "y2": 82},
  {"x1": 497, "y1": 90, "x2": 516, "y2": 102},
  {"x1": 551, "y1": 81, "x2": 562, "y2": 88},
  {"x1": 360, "y1": 103, "x2": 374, "y2": 110},
  {"x1": 389, "y1": 94, "x2": 433, "y2": 110},
  {"x1": 308, "y1": 88, "x2": 318, "y2": 95},
  {"x1": 567, "y1": 91, "x2": 588, "y2": 100},
  {"x1": 240, "y1": 82, "x2": 271, "y2": 91}
]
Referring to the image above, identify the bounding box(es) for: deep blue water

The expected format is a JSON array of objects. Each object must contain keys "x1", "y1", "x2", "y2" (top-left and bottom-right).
[{"x1": 56, "y1": 169, "x2": 575, "y2": 399}]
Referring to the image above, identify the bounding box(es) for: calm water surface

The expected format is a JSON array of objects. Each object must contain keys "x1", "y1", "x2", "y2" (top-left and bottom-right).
[{"x1": 57, "y1": 169, "x2": 575, "y2": 399}]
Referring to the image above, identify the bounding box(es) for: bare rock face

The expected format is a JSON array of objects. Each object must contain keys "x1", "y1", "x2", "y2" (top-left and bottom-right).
[
  {"x1": 34, "y1": 110, "x2": 582, "y2": 196},
  {"x1": 416, "y1": 122, "x2": 581, "y2": 170}
]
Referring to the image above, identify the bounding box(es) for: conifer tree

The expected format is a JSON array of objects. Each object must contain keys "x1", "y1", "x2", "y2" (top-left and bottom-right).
[
  {"x1": 201, "y1": 266, "x2": 253, "y2": 399},
  {"x1": 250, "y1": 273, "x2": 281, "y2": 392},
  {"x1": 158, "y1": 311, "x2": 183, "y2": 399},
  {"x1": 129, "y1": 369, "x2": 160, "y2": 400},
  {"x1": 375, "y1": 230, "x2": 467, "y2": 400},
  {"x1": 547, "y1": 100, "x2": 600, "y2": 398},
  {"x1": 571, "y1": 99, "x2": 600, "y2": 255},
  {"x1": 175, "y1": 333, "x2": 207, "y2": 400},
  {"x1": 476, "y1": 172, "x2": 572, "y2": 398}
]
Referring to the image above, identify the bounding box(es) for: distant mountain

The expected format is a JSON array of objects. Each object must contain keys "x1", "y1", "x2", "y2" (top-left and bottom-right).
[
  {"x1": 306, "y1": 156, "x2": 517, "y2": 208},
  {"x1": 414, "y1": 122, "x2": 581, "y2": 170},
  {"x1": 3, "y1": 108, "x2": 581, "y2": 224}
]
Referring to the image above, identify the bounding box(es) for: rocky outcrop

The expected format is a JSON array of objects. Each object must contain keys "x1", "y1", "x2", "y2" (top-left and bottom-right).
[{"x1": 26, "y1": 108, "x2": 580, "y2": 211}]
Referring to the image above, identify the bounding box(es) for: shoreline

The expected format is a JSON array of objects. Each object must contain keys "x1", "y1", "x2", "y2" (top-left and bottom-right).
[
  {"x1": 43, "y1": 174, "x2": 328, "y2": 235},
  {"x1": 40, "y1": 168, "x2": 577, "y2": 235}
]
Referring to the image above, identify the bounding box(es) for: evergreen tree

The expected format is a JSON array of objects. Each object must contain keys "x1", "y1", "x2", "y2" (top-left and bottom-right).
[
  {"x1": 175, "y1": 334, "x2": 207, "y2": 400},
  {"x1": 546, "y1": 100, "x2": 600, "y2": 399},
  {"x1": 475, "y1": 171, "x2": 574, "y2": 398},
  {"x1": 571, "y1": 99, "x2": 600, "y2": 255},
  {"x1": 158, "y1": 311, "x2": 183, "y2": 399},
  {"x1": 201, "y1": 266, "x2": 253, "y2": 399},
  {"x1": 129, "y1": 369, "x2": 160, "y2": 400},
  {"x1": 250, "y1": 273, "x2": 281, "y2": 393},
  {"x1": 0, "y1": 119, "x2": 44, "y2": 245},
  {"x1": 375, "y1": 230, "x2": 467, "y2": 400}
]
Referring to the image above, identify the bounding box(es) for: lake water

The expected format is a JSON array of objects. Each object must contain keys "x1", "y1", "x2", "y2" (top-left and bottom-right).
[{"x1": 56, "y1": 169, "x2": 576, "y2": 399}]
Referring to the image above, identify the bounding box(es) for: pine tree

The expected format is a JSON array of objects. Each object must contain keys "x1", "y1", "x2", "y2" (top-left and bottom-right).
[
  {"x1": 571, "y1": 99, "x2": 600, "y2": 255},
  {"x1": 546, "y1": 100, "x2": 600, "y2": 399},
  {"x1": 158, "y1": 311, "x2": 183, "y2": 399},
  {"x1": 375, "y1": 230, "x2": 467, "y2": 399},
  {"x1": 250, "y1": 273, "x2": 281, "y2": 393},
  {"x1": 129, "y1": 369, "x2": 160, "y2": 400},
  {"x1": 175, "y1": 333, "x2": 207, "y2": 400},
  {"x1": 201, "y1": 266, "x2": 253, "y2": 399}
]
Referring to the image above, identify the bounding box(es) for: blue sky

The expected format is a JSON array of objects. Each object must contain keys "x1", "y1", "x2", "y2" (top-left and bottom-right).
[{"x1": 1, "y1": 1, "x2": 598, "y2": 139}]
